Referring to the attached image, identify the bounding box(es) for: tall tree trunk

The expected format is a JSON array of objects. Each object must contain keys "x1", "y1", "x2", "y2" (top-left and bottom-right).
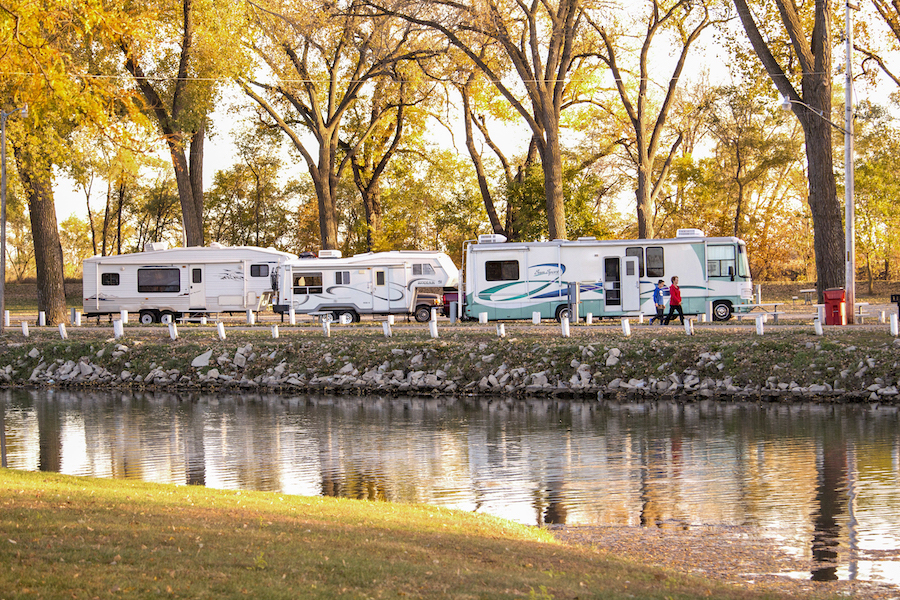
[
  {"x1": 635, "y1": 161, "x2": 654, "y2": 239},
  {"x1": 12, "y1": 142, "x2": 67, "y2": 325},
  {"x1": 803, "y1": 113, "x2": 843, "y2": 296},
  {"x1": 538, "y1": 124, "x2": 566, "y2": 240}
]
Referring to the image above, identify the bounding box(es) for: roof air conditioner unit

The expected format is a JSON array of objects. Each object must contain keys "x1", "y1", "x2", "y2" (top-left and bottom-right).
[
  {"x1": 318, "y1": 249, "x2": 342, "y2": 258},
  {"x1": 144, "y1": 242, "x2": 168, "y2": 252},
  {"x1": 676, "y1": 228, "x2": 705, "y2": 238},
  {"x1": 477, "y1": 234, "x2": 508, "y2": 244}
]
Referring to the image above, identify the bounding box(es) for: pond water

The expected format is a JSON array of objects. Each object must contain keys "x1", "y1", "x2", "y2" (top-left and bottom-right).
[{"x1": 2, "y1": 389, "x2": 899, "y2": 584}]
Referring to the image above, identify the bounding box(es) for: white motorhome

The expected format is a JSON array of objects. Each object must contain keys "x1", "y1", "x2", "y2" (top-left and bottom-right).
[
  {"x1": 462, "y1": 229, "x2": 753, "y2": 321},
  {"x1": 83, "y1": 243, "x2": 298, "y2": 324},
  {"x1": 273, "y1": 250, "x2": 459, "y2": 322}
]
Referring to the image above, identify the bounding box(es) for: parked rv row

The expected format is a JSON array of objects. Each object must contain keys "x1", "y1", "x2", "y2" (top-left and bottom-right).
[{"x1": 82, "y1": 229, "x2": 753, "y2": 325}]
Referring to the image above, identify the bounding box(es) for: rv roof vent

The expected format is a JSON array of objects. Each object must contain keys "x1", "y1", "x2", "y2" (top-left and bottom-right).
[
  {"x1": 577, "y1": 236, "x2": 597, "y2": 241},
  {"x1": 477, "y1": 234, "x2": 507, "y2": 244},
  {"x1": 318, "y1": 249, "x2": 343, "y2": 259},
  {"x1": 144, "y1": 242, "x2": 168, "y2": 252},
  {"x1": 676, "y1": 228, "x2": 705, "y2": 238},
  {"x1": 209, "y1": 242, "x2": 225, "y2": 249}
]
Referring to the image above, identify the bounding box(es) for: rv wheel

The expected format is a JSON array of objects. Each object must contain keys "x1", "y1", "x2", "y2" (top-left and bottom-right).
[
  {"x1": 555, "y1": 306, "x2": 571, "y2": 323},
  {"x1": 337, "y1": 310, "x2": 358, "y2": 324},
  {"x1": 139, "y1": 310, "x2": 158, "y2": 325},
  {"x1": 414, "y1": 306, "x2": 432, "y2": 322},
  {"x1": 712, "y1": 300, "x2": 733, "y2": 321}
]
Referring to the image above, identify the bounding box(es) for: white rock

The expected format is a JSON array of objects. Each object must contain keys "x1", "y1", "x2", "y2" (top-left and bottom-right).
[
  {"x1": 28, "y1": 348, "x2": 40, "y2": 359},
  {"x1": 191, "y1": 350, "x2": 213, "y2": 368},
  {"x1": 606, "y1": 356, "x2": 619, "y2": 367}
]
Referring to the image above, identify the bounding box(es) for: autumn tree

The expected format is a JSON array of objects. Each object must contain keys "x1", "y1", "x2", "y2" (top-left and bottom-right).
[
  {"x1": 117, "y1": 0, "x2": 246, "y2": 247},
  {"x1": 240, "y1": 0, "x2": 430, "y2": 250},
  {"x1": 369, "y1": 0, "x2": 592, "y2": 241},
  {"x1": 585, "y1": 0, "x2": 716, "y2": 239},
  {"x1": 732, "y1": 0, "x2": 845, "y2": 299}
]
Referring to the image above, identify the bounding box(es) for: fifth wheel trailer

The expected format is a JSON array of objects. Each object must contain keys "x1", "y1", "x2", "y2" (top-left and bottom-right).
[
  {"x1": 461, "y1": 229, "x2": 753, "y2": 321},
  {"x1": 273, "y1": 250, "x2": 459, "y2": 322},
  {"x1": 82, "y1": 243, "x2": 298, "y2": 324}
]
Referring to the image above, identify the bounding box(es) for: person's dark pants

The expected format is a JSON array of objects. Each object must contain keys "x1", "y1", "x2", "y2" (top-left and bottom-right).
[
  {"x1": 651, "y1": 306, "x2": 664, "y2": 324},
  {"x1": 665, "y1": 304, "x2": 684, "y2": 325}
]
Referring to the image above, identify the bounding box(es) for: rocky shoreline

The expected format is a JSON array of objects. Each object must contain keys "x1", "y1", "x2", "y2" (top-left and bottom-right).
[{"x1": 1, "y1": 322, "x2": 899, "y2": 402}]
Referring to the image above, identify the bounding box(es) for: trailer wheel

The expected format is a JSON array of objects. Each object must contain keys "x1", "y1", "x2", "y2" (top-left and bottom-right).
[
  {"x1": 139, "y1": 310, "x2": 158, "y2": 325},
  {"x1": 160, "y1": 310, "x2": 176, "y2": 324},
  {"x1": 555, "y1": 306, "x2": 571, "y2": 323},
  {"x1": 336, "y1": 310, "x2": 358, "y2": 324},
  {"x1": 712, "y1": 300, "x2": 733, "y2": 321},
  {"x1": 414, "y1": 305, "x2": 432, "y2": 322}
]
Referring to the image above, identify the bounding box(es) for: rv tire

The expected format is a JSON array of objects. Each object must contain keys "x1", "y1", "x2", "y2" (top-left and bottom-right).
[
  {"x1": 712, "y1": 300, "x2": 733, "y2": 321},
  {"x1": 139, "y1": 310, "x2": 158, "y2": 325},
  {"x1": 336, "y1": 310, "x2": 358, "y2": 324},
  {"x1": 555, "y1": 306, "x2": 571, "y2": 323},
  {"x1": 160, "y1": 310, "x2": 177, "y2": 324},
  {"x1": 414, "y1": 306, "x2": 432, "y2": 323}
]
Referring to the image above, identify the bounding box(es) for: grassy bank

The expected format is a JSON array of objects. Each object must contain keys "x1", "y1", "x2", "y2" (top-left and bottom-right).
[{"x1": 0, "y1": 469, "x2": 800, "y2": 600}]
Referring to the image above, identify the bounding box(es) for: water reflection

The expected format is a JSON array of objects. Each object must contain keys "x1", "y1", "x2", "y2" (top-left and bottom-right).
[{"x1": 2, "y1": 390, "x2": 899, "y2": 584}]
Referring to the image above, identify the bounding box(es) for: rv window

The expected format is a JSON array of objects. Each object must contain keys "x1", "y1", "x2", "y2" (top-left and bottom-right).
[
  {"x1": 335, "y1": 271, "x2": 350, "y2": 285},
  {"x1": 646, "y1": 247, "x2": 664, "y2": 277},
  {"x1": 376, "y1": 271, "x2": 386, "y2": 286},
  {"x1": 101, "y1": 273, "x2": 119, "y2": 286},
  {"x1": 293, "y1": 272, "x2": 323, "y2": 295},
  {"x1": 485, "y1": 260, "x2": 519, "y2": 281},
  {"x1": 250, "y1": 264, "x2": 269, "y2": 277},
  {"x1": 137, "y1": 268, "x2": 180, "y2": 293},
  {"x1": 413, "y1": 263, "x2": 435, "y2": 276},
  {"x1": 708, "y1": 245, "x2": 736, "y2": 278},
  {"x1": 625, "y1": 247, "x2": 644, "y2": 277},
  {"x1": 192, "y1": 269, "x2": 202, "y2": 284}
]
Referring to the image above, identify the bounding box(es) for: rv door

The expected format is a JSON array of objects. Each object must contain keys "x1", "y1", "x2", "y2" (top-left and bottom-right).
[
  {"x1": 189, "y1": 265, "x2": 206, "y2": 309},
  {"x1": 622, "y1": 256, "x2": 640, "y2": 311}
]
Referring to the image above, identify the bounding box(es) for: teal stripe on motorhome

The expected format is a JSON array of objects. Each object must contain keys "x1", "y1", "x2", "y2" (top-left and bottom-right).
[{"x1": 692, "y1": 243, "x2": 705, "y2": 277}]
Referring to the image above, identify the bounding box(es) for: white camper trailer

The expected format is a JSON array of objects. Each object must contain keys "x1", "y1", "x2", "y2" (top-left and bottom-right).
[
  {"x1": 462, "y1": 230, "x2": 753, "y2": 322},
  {"x1": 273, "y1": 250, "x2": 459, "y2": 322},
  {"x1": 83, "y1": 243, "x2": 298, "y2": 324}
]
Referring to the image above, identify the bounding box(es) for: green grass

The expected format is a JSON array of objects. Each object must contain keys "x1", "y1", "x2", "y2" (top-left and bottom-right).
[{"x1": 0, "y1": 469, "x2": 795, "y2": 599}]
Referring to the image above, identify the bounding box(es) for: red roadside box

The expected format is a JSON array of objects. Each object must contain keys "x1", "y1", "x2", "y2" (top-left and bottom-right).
[{"x1": 823, "y1": 288, "x2": 846, "y2": 326}]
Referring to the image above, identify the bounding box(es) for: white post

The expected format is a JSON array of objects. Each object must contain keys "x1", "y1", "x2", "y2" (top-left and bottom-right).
[
  {"x1": 755, "y1": 315, "x2": 764, "y2": 336},
  {"x1": 217, "y1": 322, "x2": 226, "y2": 340},
  {"x1": 560, "y1": 317, "x2": 570, "y2": 338},
  {"x1": 58, "y1": 323, "x2": 67, "y2": 340},
  {"x1": 21, "y1": 321, "x2": 28, "y2": 337},
  {"x1": 700, "y1": 313, "x2": 707, "y2": 323},
  {"x1": 449, "y1": 302, "x2": 457, "y2": 324},
  {"x1": 430, "y1": 319, "x2": 439, "y2": 339},
  {"x1": 271, "y1": 324, "x2": 279, "y2": 339},
  {"x1": 532, "y1": 311, "x2": 541, "y2": 325},
  {"x1": 38, "y1": 311, "x2": 46, "y2": 327},
  {"x1": 3, "y1": 310, "x2": 8, "y2": 327},
  {"x1": 817, "y1": 305, "x2": 825, "y2": 323},
  {"x1": 321, "y1": 320, "x2": 330, "y2": 337},
  {"x1": 382, "y1": 321, "x2": 392, "y2": 338},
  {"x1": 431, "y1": 308, "x2": 437, "y2": 323},
  {"x1": 684, "y1": 319, "x2": 694, "y2": 336},
  {"x1": 705, "y1": 301, "x2": 713, "y2": 323},
  {"x1": 879, "y1": 310, "x2": 886, "y2": 324},
  {"x1": 113, "y1": 319, "x2": 124, "y2": 339},
  {"x1": 246, "y1": 309, "x2": 255, "y2": 325},
  {"x1": 479, "y1": 312, "x2": 488, "y2": 324},
  {"x1": 638, "y1": 314, "x2": 644, "y2": 325},
  {"x1": 289, "y1": 308, "x2": 296, "y2": 325},
  {"x1": 814, "y1": 318, "x2": 824, "y2": 336},
  {"x1": 387, "y1": 315, "x2": 394, "y2": 325},
  {"x1": 755, "y1": 284, "x2": 762, "y2": 304},
  {"x1": 168, "y1": 323, "x2": 178, "y2": 340},
  {"x1": 890, "y1": 314, "x2": 898, "y2": 337},
  {"x1": 585, "y1": 312, "x2": 593, "y2": 325},
  {"x1": 120, "y1": 309, "x2": 128, "y2": 325},
  {"x1": 496, "y1": 323, "x2": 505, "y2": 338},
  {"x1": 621, "y1": 318, "x2": 631, "y2": 337},
  {"x1": 161, "y1": 313, "x2": 172, "y2": 324},
  {"x1": 74, "y1": 311, "x2": 81, "y2": 327},
  {"x1": 200, "y1": 316, "x2": 207, "y2": 325}
]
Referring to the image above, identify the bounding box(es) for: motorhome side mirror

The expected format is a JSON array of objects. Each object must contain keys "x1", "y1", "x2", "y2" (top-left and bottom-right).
[{"x1": 728, "y1": 266, "x2": 734, "y2": 281}]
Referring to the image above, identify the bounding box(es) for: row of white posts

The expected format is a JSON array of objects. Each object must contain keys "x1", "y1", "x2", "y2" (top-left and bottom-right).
[{"x1": 7, "y1": 305, "x2": 900, "y2": 341}]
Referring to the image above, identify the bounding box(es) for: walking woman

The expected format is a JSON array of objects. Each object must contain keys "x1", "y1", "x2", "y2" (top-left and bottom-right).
[{"x1": 664, "y1": 275, "x2": 684, "y2": 325}]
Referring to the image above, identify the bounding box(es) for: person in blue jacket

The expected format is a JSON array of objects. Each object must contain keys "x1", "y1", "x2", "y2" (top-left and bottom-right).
[{"x1": 649, "y1": 279, "x2": 666, "y2": 325}]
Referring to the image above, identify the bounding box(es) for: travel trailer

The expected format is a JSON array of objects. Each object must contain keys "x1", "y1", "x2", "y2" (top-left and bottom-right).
[
  {"x1": 83, "y1": 243, "x2": 298, "y2": 324},
  {"x1": 461, "y1": 230, "x2": 753, "y2": 321},
  {"x1": 273, "y1": 250, "x2": 459, "y2": 322}
]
